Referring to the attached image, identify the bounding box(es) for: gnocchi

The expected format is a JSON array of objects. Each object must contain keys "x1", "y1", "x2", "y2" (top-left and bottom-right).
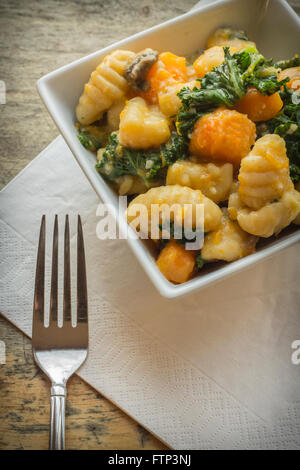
[
  {"x1": 76, "y1": 50, "x2": 135, "y2": 125},
  {"x1": 166, "y1": 160, "x2": 233, "y2": 203},
  {"x1": 119, "y1": 97, "x2": 171, "y2": 149},
  {"x1": 278, "y1": 66, "x2": 300, "y2": 91},
  {"x1": 158, "y1": 80, "x2": 200, "y2": 118},
  {"x1": 201, "y1": 208, "x2": 258, "y2": 262},
  {"x1": 115, "y1": 175, "x2": 158, "y2": 196},
  {"x1": 126, "y1": 185, "x2": 222, "y2": 235},
  {"x1": 207, "y1": 28, "x2": 256, "y2": 51},
  {"x1": 229, "y1": 188, "x2": 300, "y2": 237},
  {"x1": 238, "y1": 134, "x2": 291, "y2": 210},
  {"x1": 107, "y1": 98, "x2": 127, "y2": 132}
]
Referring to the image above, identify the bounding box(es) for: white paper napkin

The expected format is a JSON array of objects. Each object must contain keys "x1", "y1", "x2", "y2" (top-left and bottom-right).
[
  {"x1": 1, "y1": 1, "x2": 300, "y2": 448},
  {"x1": 1, "y1": 136, "x2": 300, "y2": 449}
]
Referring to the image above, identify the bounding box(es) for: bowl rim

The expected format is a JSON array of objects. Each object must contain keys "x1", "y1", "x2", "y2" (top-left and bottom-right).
[{"x1": 37, "y1": 0, "x2": 300, "y2": 298}]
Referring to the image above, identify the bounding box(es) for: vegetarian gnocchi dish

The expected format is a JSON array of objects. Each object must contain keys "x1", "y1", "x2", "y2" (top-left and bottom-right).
[{"x1": 76, "y1": 28, "x2": 300, "y2": 284}]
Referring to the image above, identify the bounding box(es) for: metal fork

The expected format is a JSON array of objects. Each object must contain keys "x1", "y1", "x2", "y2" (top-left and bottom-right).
[{"x1": 32, "y1": 215, "x2": 88, "y2": 450}]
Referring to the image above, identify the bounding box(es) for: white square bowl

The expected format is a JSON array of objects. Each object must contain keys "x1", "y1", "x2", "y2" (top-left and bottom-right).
[{"x1": 37, "y1": 0, "x2": 300, "y2": 298}]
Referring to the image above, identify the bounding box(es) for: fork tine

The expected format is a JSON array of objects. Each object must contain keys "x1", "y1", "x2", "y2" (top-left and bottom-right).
[
  {"x1": 63, "y1": 215, "x2": 71, "y2": 323},
  {"x1": 77, "y1": 215, "x2": 88, "y2": 323},
  {"x1": 33, "y1": 215, "x2": 46, "y2": 326},
  {"x1": 49, "y1": 215, "x2": 58, "y2": 324}
]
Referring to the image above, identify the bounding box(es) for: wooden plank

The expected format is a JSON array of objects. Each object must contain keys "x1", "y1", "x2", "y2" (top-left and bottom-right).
[
  {"x1": 0, "y1": 316, "x2": 167, "y2": 449},
  {"x1": 0, "y1": 0, "x2": 298, "y2": 450}
]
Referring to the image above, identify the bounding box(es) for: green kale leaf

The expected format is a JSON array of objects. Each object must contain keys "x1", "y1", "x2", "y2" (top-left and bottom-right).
[
  {"x1": 96, "y1": 132, "x2": 188, "y2": 187},
  {"x1": 77, "y1": 130, "x2": 102, "y2": 152},
  {"x1": 176, "y1": 47, "x2": 287, "y2": 138},
  {"x1": 158, "y1": 220, "x2": 203, "y2": 250},
  {"x1": 195, "y1": 253, "x2": 206, "y2": 270},
  {"x1": 274, "y1": 56, "x2": 300, "y2": 70}
]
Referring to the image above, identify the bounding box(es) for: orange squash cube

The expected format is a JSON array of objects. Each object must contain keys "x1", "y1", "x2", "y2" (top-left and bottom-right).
[
  {"x1": 156, "y1": 240, "x2": 196, "y2": 283},
  {"x1": 193, "y1": 46, "x2": 238, "y2": 78},
  {"x1": 235, "y1": 87, "x2": 283, "y2": 122},
  {"x1": 189, "y1": 108, "x2": 256, "y2": 165},
  {"x1": 140, "y1": 52, "x2": 188, "y2": 104}
]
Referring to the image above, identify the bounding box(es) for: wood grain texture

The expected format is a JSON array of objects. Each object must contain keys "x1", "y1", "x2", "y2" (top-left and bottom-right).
[
  {"x1": 0, "y1": 316, "x2": 167, "y2": 450},
  {"x1": 0, "y1": 0, "x2": 195, "y2": 190},
  {"x1": 0, "y1": 0, "x2": 299, "y2": 451},
  {"x1": 0, "y1": 0, "x2": 199, "y2": 450}
]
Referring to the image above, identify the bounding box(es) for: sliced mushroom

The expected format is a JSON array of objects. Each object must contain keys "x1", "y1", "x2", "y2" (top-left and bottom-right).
[{"x1": 125, "y1": 48, "x2": 158, "y2": 92}]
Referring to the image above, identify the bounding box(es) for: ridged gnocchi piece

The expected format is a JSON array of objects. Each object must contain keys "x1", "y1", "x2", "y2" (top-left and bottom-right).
[
  {"x1": 228, "y1": 188, "x2": 300, "y2": 237},
  {"x1": 238, "y1": 134, "x2": 291, "y2": 210},
  {"x1": 227, "y1": 188, "x2": 243, "y2": 221},
  {"x1": 207, "y1": 28, "x2": 256, "y2": 51},
  {"x1": 126, "y1": 185, "x2": 222, "y2": 235},
  {"x1": 119, "y1": 97, "x2": 170, "y2": 149},
  {"x1": 193, "y1": 46, "x2": 238, "y2": 78},
  {"x1": 201, "y1": 209, "x2": 258, "y2": 262},
  {"x1": 76, "y1": 50, "x2": 136, "y2": 125},
  {"x1": 158, "y1": 80, "x2": 200, "y2": 118},
  {"x1": 107, "y1": 98, "x2": 126, "y2": 131},
  {"x1": 166, "y1": 160, "x2": 233, "y2": 203}
]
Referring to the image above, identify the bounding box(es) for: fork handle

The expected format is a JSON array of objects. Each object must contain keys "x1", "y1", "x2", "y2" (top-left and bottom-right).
[{"x1": 50, "y1": 385, "x2": 66, "y2": 450}]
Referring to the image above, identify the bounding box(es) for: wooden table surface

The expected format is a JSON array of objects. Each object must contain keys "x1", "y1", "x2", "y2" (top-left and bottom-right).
[{"x1": 0, "y1": 0, "x2": 299, "y2": 451}]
